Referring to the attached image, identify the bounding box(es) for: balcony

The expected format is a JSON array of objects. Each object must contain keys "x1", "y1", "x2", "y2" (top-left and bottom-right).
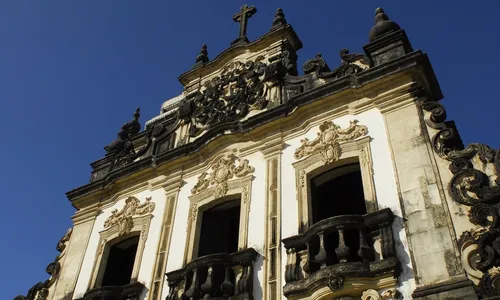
[
  {"x1": 282, "y1": 208, "x2": 399, "y2": 299},
  {"x1": 165, "y1": 248, "x2": 259, "y2": 300},
  {"x1": 77, "y1": 282, "x2": 145, "y2": 300}
]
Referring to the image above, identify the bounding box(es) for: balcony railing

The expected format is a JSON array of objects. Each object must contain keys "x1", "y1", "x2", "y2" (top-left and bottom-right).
[
  {"x1": 282, "y1": 208, "x2": 399, "y2": 297},
  {"x1": 76, "y1": 282, "x2": 145, "y2": 300},
  {"x1": 165, "y1": 248, "x2": 259, "y2": 300}
]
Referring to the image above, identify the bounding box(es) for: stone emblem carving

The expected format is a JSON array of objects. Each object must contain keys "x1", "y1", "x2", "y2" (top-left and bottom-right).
[
  {"x1": 294, "y1": 120, "x2": 368, "y2": 164},
  {"x1": 180, "y1": 53, "x2": 293, "y2": 137},
  {"x1": 191, "y1": 152, "x2": 254, "y2": 198},
  {"x1": 104, "y1": 196, "x2": 155, "y2": 236},
  {"x1": 326, "y1": 272, "x2": 344, "y2": 292}
]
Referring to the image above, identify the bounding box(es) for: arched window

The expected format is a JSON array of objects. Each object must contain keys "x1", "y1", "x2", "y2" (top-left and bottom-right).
[
  {"x1": 197, "y1": 198, "x2": 241, "y2": 257},
  {"x1": 101, "y1": 235, "x2": 140, "y2": 286},
  {"x1": 310, "y1": 163, "x2": 366, "y2": 224}
]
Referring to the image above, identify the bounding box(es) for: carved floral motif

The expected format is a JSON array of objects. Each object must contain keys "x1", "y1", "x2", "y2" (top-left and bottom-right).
[
  {"x1": 191, "y1": 153, "x2": 254, "y2": 198},
  {"x1": 294, "y1": 120, "x2": 368, "y2": 164},
  {"x1": 361, "y1": 288, "x2": 400, "y2": 300},
  {"x1": 104, "y1": 196, "x2": 155, "y2": 236}
]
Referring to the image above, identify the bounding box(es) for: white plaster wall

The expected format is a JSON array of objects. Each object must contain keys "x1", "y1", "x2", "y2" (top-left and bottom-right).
[
  {"x1": 73, "y1": 188, "x2": 166, "y2": 300},
  {"x1": 280, "y1": 108, "x2": 415, "y2": 298}
]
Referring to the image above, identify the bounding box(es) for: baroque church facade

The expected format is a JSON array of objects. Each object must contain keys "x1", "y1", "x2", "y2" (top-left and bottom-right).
[{"x1": 14, "y1": 6, "x2": 500, "y2": 300}]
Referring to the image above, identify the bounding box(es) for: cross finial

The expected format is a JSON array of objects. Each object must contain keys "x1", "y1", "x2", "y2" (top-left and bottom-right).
[{"x1": 231, "y1": 4, "x2": 257, "y2": 46}]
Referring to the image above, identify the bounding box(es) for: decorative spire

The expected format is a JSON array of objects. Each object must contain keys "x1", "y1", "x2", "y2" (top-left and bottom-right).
[
  {"x1": 271, "y1": 8, "x2": 287, "y2": 30},
  {"x1": 194, "y1": 44, "x2": 209, "y2": 67},
  {"x1": 369, "y1": 7, "x2": 401, "y2": 42}
]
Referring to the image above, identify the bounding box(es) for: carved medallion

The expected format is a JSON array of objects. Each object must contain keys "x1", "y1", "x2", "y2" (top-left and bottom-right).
[
  {"x1": 326, "y1": 272, "x2": 344, "y2": 292},
  {"x1": 191, "y1": 153, "x2": 254, "y2": 198},
  {"x1": 104, "y1": 196, "x2": 155, "y2": 236},
  {"x1": 294, "y1": 120, "x2": 368, "y2": 164}
]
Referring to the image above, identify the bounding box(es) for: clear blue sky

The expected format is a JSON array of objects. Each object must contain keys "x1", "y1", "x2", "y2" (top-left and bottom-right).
[{"x1": 1, "y1": 1, "x2": 498, "y2": 298}]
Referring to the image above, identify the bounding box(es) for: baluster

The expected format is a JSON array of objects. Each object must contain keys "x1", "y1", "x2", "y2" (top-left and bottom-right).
[
  {"x1": 184, "y1": 268, "x2": 201, "y2": 300},
  {"x1": 314, "y1": 231, "x2": 330, "y2": 268},
  {"x1": 380, "y1": 222, "x2": 396, "y2": 258},
  {"x1": 335, "y1": 226, "x2": 350, "y2": 263},
  {"x1": 357, "y1": 228, "x2": 374, "y2": 262},
  {"x1": 285, "y1": 248, "x2": 298, "y2": 283},
  {"x1": 201, "y1": 264, "x2": 214, "y2": 298},
  {"x1": 220, "y1": 265, "x2": 233, "y2": 297},
  {"x1": 303, "y1": 241, "x2": 311, "y2": 274},
  {"x1": 235, "y1": 260, "x2": 253, "y2": 298},
  {"x1": 165, "y1": 280, "x2": 179, "y2": 300}
]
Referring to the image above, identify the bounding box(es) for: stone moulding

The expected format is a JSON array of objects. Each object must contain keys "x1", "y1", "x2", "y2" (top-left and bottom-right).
[
  {"x1": 361, "y1": 288, "x2": 400, "y2": 299},
  {"x1": 294, "y1": 120, "x2": 368, "y2": 164},
  {"x1": 191, "y1": 152, "x2": 255, "y2": 199},
  {"x1": 103, "y1": 196, "x2": 155, "y2": 236}
]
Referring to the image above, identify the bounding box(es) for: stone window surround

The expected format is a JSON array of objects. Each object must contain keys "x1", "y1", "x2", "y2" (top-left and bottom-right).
[
  {"x1": 292, "y1": 136, "x2": 376, "y2": 232},
  {"x1": 87, "y1": 214, "x2": 152, "y2": 290},
  {"x1": 184, "y1": 175, "x2": 253, "y2": 264}
]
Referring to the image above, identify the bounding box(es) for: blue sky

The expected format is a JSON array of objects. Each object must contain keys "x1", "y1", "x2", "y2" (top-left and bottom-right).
[{"x1": 1, "y1": 1, "x2": 498, "y2": 298}]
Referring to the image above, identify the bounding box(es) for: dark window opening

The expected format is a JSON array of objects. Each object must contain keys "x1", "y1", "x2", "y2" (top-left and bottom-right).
[
  {"x1": 197, "y1": 199, "x2": 240, "y2": 257},
  {"x1": 310, "y1": 163, "x2": 366, "y2": 224},
  {"x1": 101, "y1": 235, "x2": 139, "y2": 287},
  {"x1": 308, "y1": 163, "x2": 368, "y2": 269}
]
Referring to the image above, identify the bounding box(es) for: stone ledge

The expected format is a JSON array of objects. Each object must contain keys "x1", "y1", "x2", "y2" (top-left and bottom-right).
[{"x1": 412, "y1": 277, "x2": 477, "y2": 299}]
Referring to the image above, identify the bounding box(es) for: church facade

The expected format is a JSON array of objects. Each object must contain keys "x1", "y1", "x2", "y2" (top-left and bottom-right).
[{"x1": 15, "y1": 6, "x2": 500, "y2": 300}]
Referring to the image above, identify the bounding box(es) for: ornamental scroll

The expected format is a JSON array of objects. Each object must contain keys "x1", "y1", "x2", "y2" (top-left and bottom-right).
[
  {"x1": 294, "y1": 120, "x2": 368, "y2": 164},
  {"x1": 191, "y1": 152, "x2": 254, "y2": 199},
  {"x1": 104, "y1": 196, "x2": 155, "y2": 236}
]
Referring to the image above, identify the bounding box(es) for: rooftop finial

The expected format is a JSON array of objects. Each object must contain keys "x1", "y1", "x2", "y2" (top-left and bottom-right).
[
  {"x1": 194, "y1": 44, "x2": 209, "y2": 67},
  {"x1": 271, "y1": 8, "x2": 287, "y2": 30},
  {"x1": 369, "y1": 7, "x2": 401, "y2": 42}
]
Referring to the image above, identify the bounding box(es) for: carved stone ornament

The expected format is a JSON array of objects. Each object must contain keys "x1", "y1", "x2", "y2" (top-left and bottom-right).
[
  {"x1": 13, "y1": 228, "x2": 73, "y2": 300},
  {"x1": 104, "y1": 196, "x2": 155, "y2": 236},
  {"x1": 421, "y1": 100, "x2": 500, "y2": 298},
  {"x1": 294, "y1": 120, "x2": 368, "y2": 164},
  {"x1": 303, "y1": 49, "x2": 369, "y2": 79},
  {"x1": 180, "y1": 53, "x2": 293, "y2": 137},
  {"x1": 361, "y1": 288, "x2": 400, "y2": 300},
  {"x1": 191, "y1": 152, "x2": 254, "y2": 198},
  {"x1": 326, "y1": 272, "x2": 344, "y2": 292}
]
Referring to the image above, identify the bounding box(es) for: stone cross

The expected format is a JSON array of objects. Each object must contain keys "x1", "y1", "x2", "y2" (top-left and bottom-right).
[{"x1": 232, "y1": 4, "x2": 257, "y2": 45}]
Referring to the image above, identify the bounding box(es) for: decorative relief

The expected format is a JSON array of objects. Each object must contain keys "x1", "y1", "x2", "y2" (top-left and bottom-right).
[
  {"x1": 294, "y1": 120, "x2": 368, "y2": 164},
  {"x1": 421, "y1": 100, "x2": 500, "y2": 298},
  {"x1": 104, "y1": 196, "x2": 155, "y2": 236},
  {"x1": 13, "y1": 228, "x2": 73, "y2": 300},
  {"x1": 242, "y1": 186, "x2": 250, "y2": 205},
  {"x1": 180, "y1": 52, "x2": 294, "y2": 137},
  {"x1": 191, "y1": 153, "x2": 254, "y2": 198},
  {"x1": 303, "y1": 49, "x2": 369, "y2": 79},
  {"x1": 361, "y1": 288, "x2": 400, "y2": 300}
]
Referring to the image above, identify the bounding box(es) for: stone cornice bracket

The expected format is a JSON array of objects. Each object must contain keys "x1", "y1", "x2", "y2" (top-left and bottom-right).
[
  {"x1": 103, "y1": 196, "x2": 155, "y2": 236},
  {"x1": 294, "y1": 120, "x2": 368, "y2": 164},
  {"x1": 191, "y1": 152, "x2": 255, "y2": 198}
]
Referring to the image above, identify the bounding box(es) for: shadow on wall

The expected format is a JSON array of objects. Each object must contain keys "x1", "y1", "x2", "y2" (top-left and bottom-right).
[
  {"x1": 393, "y1": 215, "x2": 415, "y2": 295},
  {"x1": 253, "y1": 254, "x2": 264, "y2": 300}
]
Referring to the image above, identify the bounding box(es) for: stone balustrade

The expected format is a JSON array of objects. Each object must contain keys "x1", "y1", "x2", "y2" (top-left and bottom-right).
[
  {"x1": 165, "y1": 248, "x2": 258, "y2": 300},
  {"x1": 282, "y1": 208, "x2": 399, "y2": 297}
]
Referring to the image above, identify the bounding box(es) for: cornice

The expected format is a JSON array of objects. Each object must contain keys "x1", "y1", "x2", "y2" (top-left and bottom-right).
[{"x1": 67, "y1": 49, "x2": 439, "y2": 205}]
